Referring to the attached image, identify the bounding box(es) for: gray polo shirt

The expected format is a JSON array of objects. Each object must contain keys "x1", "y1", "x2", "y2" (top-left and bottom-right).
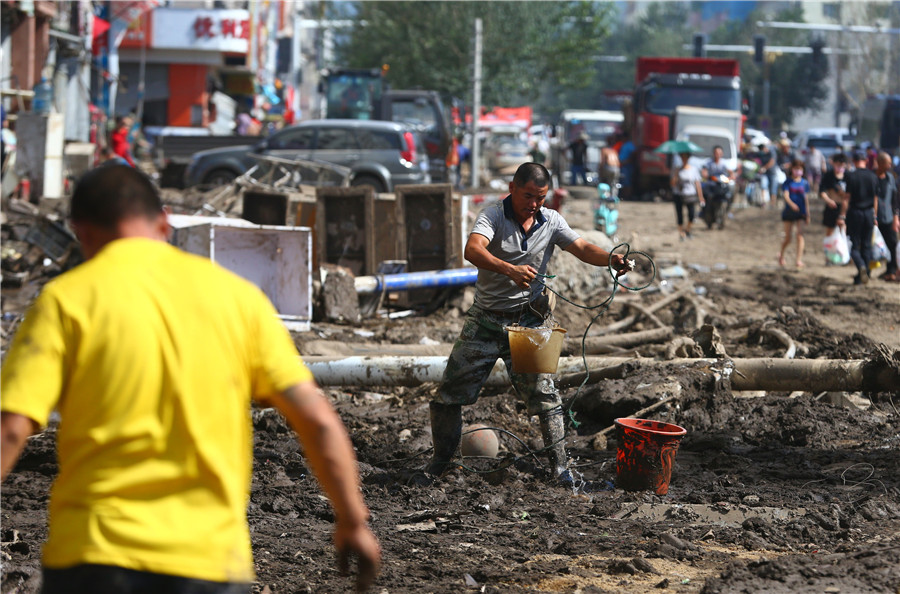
[{"x1": 470, "y1": 196, "x2": 579, "y2": 311}]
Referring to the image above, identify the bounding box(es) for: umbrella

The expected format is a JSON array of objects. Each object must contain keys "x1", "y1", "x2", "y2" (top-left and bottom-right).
[{"x1": 654, "y1": 140, "x2": 704, "y2": 155}]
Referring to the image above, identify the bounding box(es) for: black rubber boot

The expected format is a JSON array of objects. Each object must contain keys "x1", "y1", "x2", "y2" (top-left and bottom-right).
[
  {"x1": 426, "y1": 402, "x2": 462, "y2": 476},
  {"x1": 538, "y1": 409, "x2": 569, "y2": 479}
]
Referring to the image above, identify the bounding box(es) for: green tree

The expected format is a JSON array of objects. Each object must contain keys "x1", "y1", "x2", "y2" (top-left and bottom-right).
[
  {"x1": 710, "y1": 4, "x2": 830, "y2": 130},
  {"x1": 565, "y1": 2, "x2": 692, "y2": 109},
  {"x1": 333, "y1": 1, "x2": 613, "y2": 109}
]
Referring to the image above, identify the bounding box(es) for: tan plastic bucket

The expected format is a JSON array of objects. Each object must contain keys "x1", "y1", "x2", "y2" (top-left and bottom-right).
[{"x1": 506, "y1": 326, "x2": 567, "y2": 373}]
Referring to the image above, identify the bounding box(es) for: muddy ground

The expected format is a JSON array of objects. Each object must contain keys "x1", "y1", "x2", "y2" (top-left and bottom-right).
[{"x1": 2, "y1": 186, "x2": 899, "y2": 593}]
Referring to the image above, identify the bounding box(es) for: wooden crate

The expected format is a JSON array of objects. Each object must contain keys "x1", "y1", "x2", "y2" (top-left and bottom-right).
[
  {"x1": 395, "y1": 183, "x2": 460, "y2": 272},
  {"x1": 242, "y1": 189, "x2": 289, "y2": 225},
  {"x1": 394, "y1": 184, "x2": 460, "y2": 304},
  {"x1": 315, "y1": 186, "x2": 376, "y2": 276}
]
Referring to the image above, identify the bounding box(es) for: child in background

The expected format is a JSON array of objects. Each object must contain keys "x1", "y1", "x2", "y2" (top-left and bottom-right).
[{"x1": 779, "y1": 158, "x2": 811, "y2": 268}]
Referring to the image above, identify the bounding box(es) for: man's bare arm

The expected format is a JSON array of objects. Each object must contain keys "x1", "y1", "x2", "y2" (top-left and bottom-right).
[
  {"x1": 564, "y1": 238, "x2": 626, "y2": 270},
  {"x1": 465, "y1": 233, "x2": 536, "y2": 289},
  {"x1": 1, "y1": 412, "x2": 39, "y2": 481},
  {"x1": 269, "y1": 381, "x2": 381, "y2": 590}
]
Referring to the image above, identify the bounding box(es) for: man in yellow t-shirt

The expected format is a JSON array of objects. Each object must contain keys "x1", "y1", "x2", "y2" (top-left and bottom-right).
[{"x1": 0, "y1": 165, "x2": 380, "y2": 593}]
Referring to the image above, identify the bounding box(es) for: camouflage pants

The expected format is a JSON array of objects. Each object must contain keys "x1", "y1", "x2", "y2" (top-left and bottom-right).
[{"x1": 436, "y1": 305, "x2": 561, "y2": 415}]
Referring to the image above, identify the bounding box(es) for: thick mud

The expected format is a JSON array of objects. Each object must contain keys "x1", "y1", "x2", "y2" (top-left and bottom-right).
[{"x1": 2, "y1": 193, "x2": 899, "y2": 593}]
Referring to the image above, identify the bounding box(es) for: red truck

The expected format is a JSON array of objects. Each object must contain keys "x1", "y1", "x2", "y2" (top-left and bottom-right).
[{"x1": 630, "y1": 57, "x2": 742, "y2": 196}]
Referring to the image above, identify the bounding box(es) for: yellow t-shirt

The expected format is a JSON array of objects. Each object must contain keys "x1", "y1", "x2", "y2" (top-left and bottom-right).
[{"x1": 1, "y1": 238, "x2": 312, "y2": 583}]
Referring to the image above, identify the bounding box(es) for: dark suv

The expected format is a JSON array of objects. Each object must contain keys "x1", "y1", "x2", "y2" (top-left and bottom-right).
[{"x1": 184, "y1": 119, "x2": 430, "y2": 192}]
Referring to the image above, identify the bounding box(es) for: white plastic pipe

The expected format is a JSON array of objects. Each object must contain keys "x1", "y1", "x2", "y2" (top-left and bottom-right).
[
  {"x1": 303, "y1": 356, "x2": 609, "y2": 387},
  {"x1": 301, "y1": 356, "x2": 898, "y2": 392}
]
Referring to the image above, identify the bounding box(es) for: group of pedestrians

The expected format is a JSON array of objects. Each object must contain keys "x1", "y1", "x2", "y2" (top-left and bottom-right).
[
  {"x1": 809, "y1": 148, "x2": 898, "y2": 284},
  {"x1": 674, "y1": 133, "x2": 899, "y2": 285}
]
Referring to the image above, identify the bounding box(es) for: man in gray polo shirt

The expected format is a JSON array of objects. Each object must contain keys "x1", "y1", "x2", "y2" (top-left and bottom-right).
[{"x1": 428, "y1": 162, "x2": 627, "y2": 484}]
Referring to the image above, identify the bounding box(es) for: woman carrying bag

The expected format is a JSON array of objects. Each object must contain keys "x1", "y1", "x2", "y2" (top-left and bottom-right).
[{"x1": 670, "y1": 152, "x2": 705, "y2": 240}]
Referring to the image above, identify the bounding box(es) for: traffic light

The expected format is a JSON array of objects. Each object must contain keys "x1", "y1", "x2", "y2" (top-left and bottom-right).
[
  {"x1": 693, "y1": 33, "x2": 706, "y2": 58},
  {"x1": 754, "y1": 35, "x2": 766, "y2": 65}
]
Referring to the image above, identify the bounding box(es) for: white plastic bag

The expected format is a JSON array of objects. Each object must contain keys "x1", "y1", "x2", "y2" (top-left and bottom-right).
[
  {"x1": 774, "y1": 166, "x2": 786, "y2": 188},
  {"x1": 823, "y1": 227, "x2": 850, "y2": 266},
  {"x1": 872, "y1": 226, "x2": 890, "y2": 262}
]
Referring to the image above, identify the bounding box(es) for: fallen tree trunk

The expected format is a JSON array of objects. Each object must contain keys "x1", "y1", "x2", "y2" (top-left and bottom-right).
[
  {"x1": 582, "y1": 327, "x2": 673, "y2": 354},
  {"x1": 556, "y1": 357, "x2": 899, "y2": 392},
  {"x1": 303, "y1": 355, "x2": 899, "y2": 393}
]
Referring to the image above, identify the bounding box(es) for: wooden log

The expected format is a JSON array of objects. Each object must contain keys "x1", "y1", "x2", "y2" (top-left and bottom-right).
[
  {"x1": 582, "y1": 327, "x2": 673, "y2": 354},
  {"x1": 556, "y1": 357, "x2": 899, "y2": 393},
  {"x1": 759, "y1": 324, "x2": 808, "y2": 359},
  {"x1": 594, "y1": 287, "x2": 691, "y2": 335},
  {"x1": 682, "y1": 293, "x2": 706, "y2": 331},
  {"x1": 623, "y1": 301, "x2": 668, "y2": 329},
  {"x1": 664, "y1": 337, "x2": 699, "y2": 359}
]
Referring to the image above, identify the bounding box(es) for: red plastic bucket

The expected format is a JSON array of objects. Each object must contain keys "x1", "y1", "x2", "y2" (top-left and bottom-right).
[{"x1": 614, "y1": 418, "x2": 687, "y2": 495}]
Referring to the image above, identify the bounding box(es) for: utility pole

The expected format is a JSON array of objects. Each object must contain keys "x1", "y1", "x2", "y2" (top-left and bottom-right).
[
  {"x1": 834, "y1": 29, "x2": 842, "y2": 127},
  {"x1": 763, "y1": 54, "x2": 771, "y2": 130},
  {"x1": 470, "y1": 18, "x2": 482, "y2": 190}
]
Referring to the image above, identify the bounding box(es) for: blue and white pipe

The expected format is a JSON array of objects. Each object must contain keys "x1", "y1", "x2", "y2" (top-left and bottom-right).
[{"x1": 355, "y1": 267, "x2": 478, "y2": 294}]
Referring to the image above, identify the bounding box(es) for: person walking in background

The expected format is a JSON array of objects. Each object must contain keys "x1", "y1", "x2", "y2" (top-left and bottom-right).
[
  {"x1": 456, "y1": 135, "x2": 471, "y2": 190},
  {"x1": 840, "y1": 151, "x2": 880, "y2": 285},
  {"x1": 110, "y1": 115, "x2": 136, "y2": 167},
  {"x1": 775, "y1": 138, "x2": 796, "y2": 174},
  {"x1": 618, "y1": 133, "x2": 636, "y2": 200},
  {"x1": 235, "y1": 109, "x2": 254, "y2": 135},
  {"x1": 599, "y1": 136, "x2": 620, "y2": 192},
  {"x1": 875, "y1": 151, "x2": 900, "y2": 282},
  {"x1": 756, "y1": 139, "x2": 777, "y2": 208},
  {"x1": 804, "y1": 144, "x2": 827, "y2": 195},
  {"x1": 427, "y1": 163, "x2": 628, "y2": 486},
  {"x1": 670, "y1": 151, "x2": 705, "y2": 240},
  {"x1": 528, "y1": 138, "x2": 547, "y2": 167},
  {"x1": 97, "y1": 146, "x2": 130, "y2": 167},
  {"x1": 568, "y1": 132, "x2": 589, "y2": 186},
  {"x1": 820, "y1": 152, "x2": 849, "y2": 238},
  {"x1": 0, "y1": 165, "x2": 381, "y2": 593},
  {"x1": 447, "y1": 134, "x2": 461, "y2": 185},
  {"x1": 779, "y1": 158, "x2": 811, "y2": 269}
]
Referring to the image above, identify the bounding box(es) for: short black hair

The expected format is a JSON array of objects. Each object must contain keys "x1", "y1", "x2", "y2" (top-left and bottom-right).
[
  {"x1": 70, "y1": 165, "x2": 163, "y2": 230},
  {"x1": 512, "y1": 162, "x2": 551, "y2": 188},
  {"x1": 831, "y1": 153, "x2": 848, "y2": 164},
  {"x1": 713, "y1": 145, "x2": 723, "y2": 152}
]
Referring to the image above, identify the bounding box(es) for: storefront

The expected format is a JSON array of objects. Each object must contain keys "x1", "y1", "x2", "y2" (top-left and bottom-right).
[{"x1": 116, "y1": 6, "x2": 251, "y2": 127}]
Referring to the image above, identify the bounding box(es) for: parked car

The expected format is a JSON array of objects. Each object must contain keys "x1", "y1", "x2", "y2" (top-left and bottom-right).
[
  {"x1": 184, "y1": 119, "x2": 430, "y2": 192},
  {"x1": 793, "y1": 127, "x2": 856, "y2": 161},
  {"x1": 482, "y1": 133, "x2": 530, "y2": 173}
]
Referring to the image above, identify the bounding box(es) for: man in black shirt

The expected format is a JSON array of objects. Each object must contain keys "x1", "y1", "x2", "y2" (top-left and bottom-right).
[
  {"x1": 840, "y1": 151, "x2": 880, "y2": 284},
  {"x1": 568, "y1": 132, "x2": 589, "y2": 185}
]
